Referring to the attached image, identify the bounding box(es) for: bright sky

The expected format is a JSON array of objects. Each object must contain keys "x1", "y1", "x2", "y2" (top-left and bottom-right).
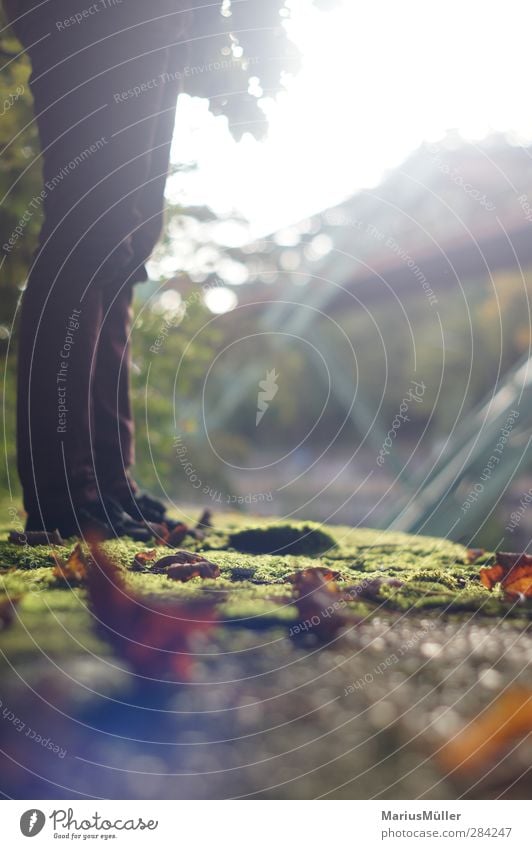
[{"x1": 166, "y1": 0, "x2": 532, "y2": 240}]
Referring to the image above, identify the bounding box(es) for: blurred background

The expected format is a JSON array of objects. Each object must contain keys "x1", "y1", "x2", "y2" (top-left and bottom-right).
[{"x1": 2, "y1": 0, "x2": 532, "y2": 549}]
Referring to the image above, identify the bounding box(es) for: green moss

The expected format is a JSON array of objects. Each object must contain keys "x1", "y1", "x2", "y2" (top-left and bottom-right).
[
  {"x1": 0, "y1": 510, "x2": 530, "y2": 666},
  {"x1": 0, "y1": 542, "x2": 61, "y2": 571}
]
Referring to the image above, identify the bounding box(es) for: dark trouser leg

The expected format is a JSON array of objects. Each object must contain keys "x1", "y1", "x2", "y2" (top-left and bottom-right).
[
  {"x1": 129, "y1": 44, "x2": 183, "y2": 270},
  {"x1": 15, "y1": 0, "x2": 184, "y2": 517},
  {"x1": 17, "y1": 273, "x2": 103, "y2": 516},
  {"x1": 92, "y1": 48, "x2": 182, "y2": 500},
  {"x1": 91, "y1": 281, "x2": 135, "y2": 498}
]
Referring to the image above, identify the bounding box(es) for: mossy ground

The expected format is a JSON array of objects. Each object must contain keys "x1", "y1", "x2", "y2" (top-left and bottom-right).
[
  {"x1": 2, "y1": 506, "x2": 532, "y2": 800},
  {"x1": 0, "y1": 506, "x2": 526, "y2": 665}
]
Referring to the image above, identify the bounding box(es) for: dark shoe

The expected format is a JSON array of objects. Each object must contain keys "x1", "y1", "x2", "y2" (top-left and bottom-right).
[
  {"x1": 26, "y1": 496, "x2": 154, "y2": 541},
  {"x1": 110, "y1": 490, "x2": 168, "y2": 524}
]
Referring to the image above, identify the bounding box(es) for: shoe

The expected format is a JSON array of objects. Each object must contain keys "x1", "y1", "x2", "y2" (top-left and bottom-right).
[
  {"x1": 25, "y1": 496, "x2": 154, "y2": 542},
  {"x1": 110, "y1": 490, "x2": 168, "y2": 524}
]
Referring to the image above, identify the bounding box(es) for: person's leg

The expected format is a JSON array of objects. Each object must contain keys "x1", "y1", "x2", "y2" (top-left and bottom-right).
[
  {"x1": 17, "y1": 266, "x2": 103, "y2": 519},
  {"x1": 129, "y1": 46, "x2": 184, "y2": 277},
  {"x1": 15, "y1": 0, "x2": 188, "y2": 530},
  {"x1": 92, "y1": 47, "x2": 183, "y2": 510},
  {"x1": 91, "y1": 280, "x2": 135, "y2": 500},
  {"x1": 92, "y1": 287, "x2": 169, "y2": 521}
]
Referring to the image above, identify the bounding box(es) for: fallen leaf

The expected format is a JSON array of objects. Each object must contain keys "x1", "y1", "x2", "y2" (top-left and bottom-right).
[
  {"x1": 289, "y1": 568, "x2": 349, "y2": 641},
  {"x1": 52, "y1": 543, "x2": 89, "y2": 585},
  {"x1": 151, "y1": 521, "x2": 193, "y2": 547},
  {"x1": 166, "y1": 562, "x2": 220, "y2": 582},
  {"x1": 151, "y1": 510, "x2": 214, "y2": 547},
  {"x1": 0, "y1": 596, "x2": 21, "y2": 631},
  {"x1": 466, "y1": 547, "x2": 485, "y2": 564},
  {"x1": 87, "y1": 544, "x2": 217, "y2": 679},
  {"x1": 479, "y1": 563, "x2": 506, "y2": 591},
  {"x1": 286, "y1": 566, "x2": 342, "y2": 588},
  {"x1": 480, "y1": 552, "x2": 532, "y2": 600},
  {"x1": 131, "y1": 549, "x2": 158, "y2": 571},
  {"x1": 146, "y1": 522, "x2": 171, "y2": 546},
  {"x1": 9, "y1": 529, "x2": 66, "y2": 547},
  {"x1": 148, "y1": 550, "x2": 220, "y2": 580},
  {"x1": 165, "y1": 523, "x2": 189, "y2": 547},
  {"x1": 157, "y1": 550, "x2": 210, "y2": 566},
  {"x1": 152, "y1": 550, "x2": 219, "y2": 577},
  {"x1": 438, "y1": 687, "x2": 532, "y2": 773}
]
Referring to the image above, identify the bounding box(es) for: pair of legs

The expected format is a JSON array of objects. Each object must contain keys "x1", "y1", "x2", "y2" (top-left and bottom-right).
[{"x1": 13, "y1": 0, "x2": 188, "y2": 529}]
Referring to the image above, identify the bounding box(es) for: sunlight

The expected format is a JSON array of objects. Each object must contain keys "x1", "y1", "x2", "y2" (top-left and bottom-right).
[
  {"x1": 203, "y1": 285, "x2": 239, "y2": 313},
  {"x1": 168, "y1": 0, "x2": 532, "y2": 238}
]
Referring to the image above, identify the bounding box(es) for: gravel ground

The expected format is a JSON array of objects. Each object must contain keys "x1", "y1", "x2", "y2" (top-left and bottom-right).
[{"x1": 2, "y1": 611, "x2": 532, "y2": 799}]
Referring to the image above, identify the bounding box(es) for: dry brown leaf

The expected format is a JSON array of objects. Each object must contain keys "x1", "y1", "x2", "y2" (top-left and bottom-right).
[
  {"x1": 286, "y1": 566, "x2": 342, "y2": 588},
  {"x1": 289, "y1": 568, "x2": 349, "y2": 641},
  {"x1": 155, "y1": 550, "x2": 220, "y2": 581},
  {"x1": 151, "y1": 521, "x2": 194, "y2": 547},
  {"x1": 466, "y1": 547, "x2": 485, "y2": 564},
  {"x1": 87, "y1": 544, "x2": 217, "y2": 679},
  {"x1": 52, "y1": 543, "x2": 88, "y2": 584},
  {"x1": 131, "y1": 549, "x2": 158, "y2": 571},
  {"x1": 164, "y1": 523, "x2": 189, "y2": 547},
  {"x1": 150, "y1": 550, "x2": 219, "y2": 575},
  {"x1": 151, "y1": 510, "x2": 214, "y2": 547},
  {"x1": 130, "y1": 549, "x2": 220, "y2": 580},
  {"x1": 166, "y1": 561, "x2": 220, "y2": 582},
  {"x1": 438, "y1": 687, "x2": 532, "y2": 773},
  {"x1": 480, "y1": 552, "x2": 532, "y2": 600}
]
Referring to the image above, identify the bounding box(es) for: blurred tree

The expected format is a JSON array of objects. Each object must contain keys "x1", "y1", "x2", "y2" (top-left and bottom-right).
[
  {"x1": 0, "y1": 8, "x2": 39, "y2": 326},
  {"x1": 180, "y1": 0, "x2": 340, "y2": 138},
  {"x1": 130, "y1": 291, "x2": 240, "y2": 499}
]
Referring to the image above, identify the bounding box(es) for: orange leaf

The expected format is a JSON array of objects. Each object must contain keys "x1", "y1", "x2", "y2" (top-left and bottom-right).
[
  {"x1": 479, "y1": 563, "x2": 505, "y2": 590},
  {"x1": 131, "y1": 549, "x2": 158, "y2": 571},
  {"x1": 87, "y1": 544, "x2": 217, "y2": 679},
  {"x1": 480, "y1": 552, "x2": 532, "y2": 599},
  {"x1": 52, "y1": 543, "x2": 88, "y2": 584},
  {"x1": 150, "y1": 521, "x2": 195, "y2": 547},
  {"x1": 150, "y1": 511, "x2": 213, "y2": 547},
  {"x1": 438, "y1": 687, "x2": 532, "y2": 773},
  {"x1": 286, "y1": 567, "x2": 341, "y2": 588}
]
